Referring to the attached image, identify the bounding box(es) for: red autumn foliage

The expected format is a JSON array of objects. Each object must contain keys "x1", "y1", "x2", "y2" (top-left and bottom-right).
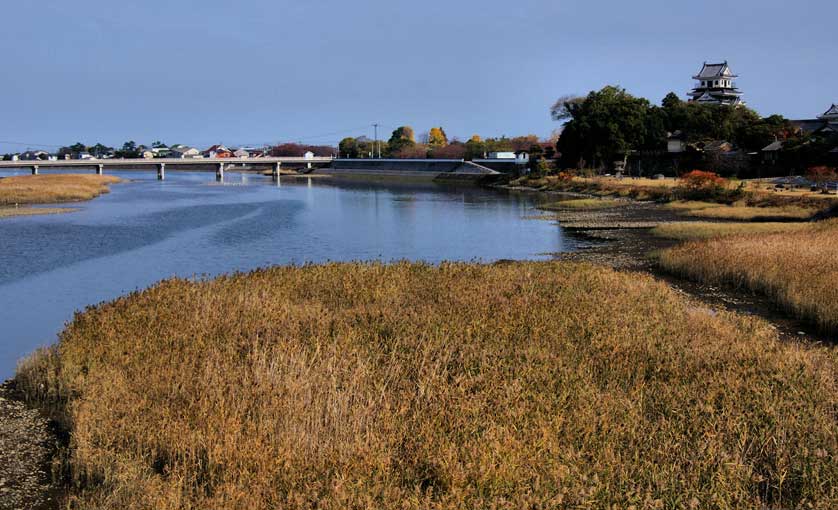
[{"x1": 680, "y1": 170, "x2": 727, "y2": 189}]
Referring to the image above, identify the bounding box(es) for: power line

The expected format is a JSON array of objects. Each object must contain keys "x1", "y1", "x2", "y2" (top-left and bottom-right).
[{"x1": 0, "y1": 140, "x2": 64, "y2": 148}]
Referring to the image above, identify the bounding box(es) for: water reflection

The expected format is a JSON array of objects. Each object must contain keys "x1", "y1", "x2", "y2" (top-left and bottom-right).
[{"x1": 0, "y1": 171, "x2": 570, "y2": 377}]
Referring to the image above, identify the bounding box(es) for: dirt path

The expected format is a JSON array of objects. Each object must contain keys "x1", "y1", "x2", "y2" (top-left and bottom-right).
[{"x1": 0, "y1": 381, "x2": 60, "y2": 510}]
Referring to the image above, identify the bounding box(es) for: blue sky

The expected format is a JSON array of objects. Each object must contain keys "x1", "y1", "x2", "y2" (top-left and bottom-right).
[{"x1": 1, "y1": 0, "x2": 836, "y2": 153}]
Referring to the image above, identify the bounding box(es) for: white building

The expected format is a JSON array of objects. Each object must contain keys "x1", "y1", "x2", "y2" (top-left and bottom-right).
[
  {"x1": 170, "y1": 146, "x2": 201, "y2": 159},
  {"x1": 487, "y1": 151, "x2": 516, "y2": 159},
  {"x1": 688, "y1": 61, "x2": 744, "y2": 106},
  {"x1": 667, "y1": 131, "x2": 686, "y2": 153},
  {"x1": 233, "y1": 148, "x2": 249, "y2": 158}
]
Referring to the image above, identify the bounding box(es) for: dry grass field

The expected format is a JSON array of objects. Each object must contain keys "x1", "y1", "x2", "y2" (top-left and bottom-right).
[
  {"x1": 537, "y1": 198, "x2": 628, "y2": 210},
  {"x1": 686, "y1": 204, "x2": 819, "y2": 221},
  {"x1": 514, "y1": 176, "x2": 838, "y2": 211},
  {"x1": 17, "y1": 262, "x2": 838, "y2": 509},
  {"x1": 0, "y1": 206, "x2": 77, "y2": 218},
  {"x1": 660, "y1": 220, "x2": 838, "y2": 332},
  {"x1": 651, "y1": 221, "x2": 811, "y2": 240},
  {"x1": 0, "y1": 174, "x2": 122, "y2": 206}
]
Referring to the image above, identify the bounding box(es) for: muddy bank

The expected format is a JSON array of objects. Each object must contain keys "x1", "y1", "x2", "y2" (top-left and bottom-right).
[
  {"x1": 519, "y1": 190, "x2": 832, "y2": 344},
  {"x1": 0, "y1": 381, "x2": 61, "y2": 510}
]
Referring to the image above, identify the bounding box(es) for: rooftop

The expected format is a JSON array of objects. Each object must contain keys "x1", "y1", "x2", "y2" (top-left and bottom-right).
[{"x1": 692, "y1": 61, "x2": 737, "y2": 80}]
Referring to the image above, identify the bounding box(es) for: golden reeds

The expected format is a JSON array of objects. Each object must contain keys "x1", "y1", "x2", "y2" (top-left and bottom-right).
[
  {"x1": 0, "y1": 174, "x2": 122, "y2": 206},
  {"x1": 652, "y1": 221, "x2": 811, "y2": 240},
  {"x1": 16, "y1": 261, "x2": 838, "y2": 509},
  {"x1": 660, "y1": 220, "x2": 838, "y2": 331}
]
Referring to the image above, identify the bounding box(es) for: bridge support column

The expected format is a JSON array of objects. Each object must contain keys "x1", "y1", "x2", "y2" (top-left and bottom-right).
[
  {"x1": 31, "y1": 165, "x2": 39, "y2": 175},
  {"x1": 216, "y1": 163, "x2": 225, "y2": 182},
  {"x1": 96, "y1": 164, "x2": 104, "y2": 175},
  {"x1": 272, "y1": 161, "x2": 281, "y2": 180},
  {"x1": 157, "y1": 163, "x2": 165, "y2": 180}
]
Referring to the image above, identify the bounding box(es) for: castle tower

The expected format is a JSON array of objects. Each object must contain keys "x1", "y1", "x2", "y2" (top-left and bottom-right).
[{"x1": 688, "y1": 61, "x2": 744, "y2": 106}]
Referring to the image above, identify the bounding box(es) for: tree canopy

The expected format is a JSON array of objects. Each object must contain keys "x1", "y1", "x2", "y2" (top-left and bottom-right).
[{"x1": 428, "y1": 127, "x2": 448, "y2": 147}]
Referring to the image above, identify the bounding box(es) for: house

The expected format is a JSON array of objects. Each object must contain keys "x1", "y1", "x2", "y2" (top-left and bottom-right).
[
  {"x1": 514, "y1": 150, "x2": 530, "y2": 165},
  {"x1": 819, "y1": 104, "x2": 838, "y2": 122},
  {"x1": 701, "y1": 140, "x2": 734, "y2": 153},
  {"x1": 140, "y1": 150, "x2": 155, "y2": 159},
  {"x1": 303, "y1": 151, "x2": 315, "y2": 159},
  {"x1": 761, "y1": 139, "x2": 783, "y2": 164},
  {"x1": 20, "y1": 150, "x2": 49, "y2": 160},
  {"x1": 170, "y1": 146, "x2": 201, "y2": 159},
  {"x1": 667, "y1": 131, "x2": 686, "y2": 153},
  {"x1": 76, "y1": 152, "x2": 93, "y2": 160},
  {"x1": 233, "y1": 148, "x2": 249, "y2": 158},
  {"x1": 687, "y1": 61, "x2": 744, "y2": 106},
  {"x1": 10, "y1": 154, "x2": 19, "y2": 161},
  {"x1": 790, "y1": 104, "x2": 838, "y2": 134},
  {"x1": 204, "y1": 144, "x2": 232, "y2": 158}
]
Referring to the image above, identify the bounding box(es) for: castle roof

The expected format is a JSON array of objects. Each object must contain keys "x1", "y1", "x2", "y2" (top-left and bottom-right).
[
  {"x1": 693, "y1": 61, "x2": 737, "y2": 80},
  {"x1": 820, "y1": 104, "x2": 838, "y2": 119}
]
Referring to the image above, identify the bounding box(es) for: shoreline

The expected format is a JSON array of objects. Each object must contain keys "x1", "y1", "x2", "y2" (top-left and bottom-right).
[
  {"x1": 503, "y1": 184, "x2": 831, "y2": 343},
  {"x1": 0, "y1": 174, "x2": 124, "y2": 220},
  {"x1": 2, "y1": 176, "x2": 834, "y2": 507}
]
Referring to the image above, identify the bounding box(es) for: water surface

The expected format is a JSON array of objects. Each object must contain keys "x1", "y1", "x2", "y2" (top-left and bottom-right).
[{"x1": 0, "y1": 170, "x2": 570, "y2": 378}]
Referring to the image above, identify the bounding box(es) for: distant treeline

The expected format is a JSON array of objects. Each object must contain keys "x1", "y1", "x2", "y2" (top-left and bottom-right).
[{"x1": 551, "y1": 86, "x2": 837, "y2": 177}]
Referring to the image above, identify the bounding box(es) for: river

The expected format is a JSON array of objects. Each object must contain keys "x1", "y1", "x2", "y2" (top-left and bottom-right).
[{"x1": 0, "y1": 170, "x2": 571, "y2": 379}]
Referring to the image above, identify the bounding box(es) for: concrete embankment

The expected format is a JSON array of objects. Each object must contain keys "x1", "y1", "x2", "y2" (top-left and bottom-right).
[{"x1": 318, "y1": 159, "x2": 503, "y2": 184}]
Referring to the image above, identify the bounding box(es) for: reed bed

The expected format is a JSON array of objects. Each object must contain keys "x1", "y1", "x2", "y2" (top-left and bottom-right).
[
  {"x1": 0, "y1": 174, "x2": 122, "y2": 206},
  {"x1": 686, "y1": 204, "x2": 818, "y2": 221},
  {"x1": 0, "y1": 206, "x2": 78, "y2": 218},
  {"x1": 16, "y1": 261, "x2": 838, "y2": 509},
  {"x1": 660, "y1": 220, "x2": 838, "y2": 331},
  {"x1": 537, "y1": 198, "x2": 628, "y2": 210},
  {"x1": 652, "y1": 221, "x2": 811, "y2": 240}
]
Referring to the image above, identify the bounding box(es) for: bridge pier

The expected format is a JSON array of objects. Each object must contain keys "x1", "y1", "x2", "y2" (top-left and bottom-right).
[
  {"x1": 272, "y1": 161, "x2": 281, "y2": 180},
  {"x1": 31, "y1": 165, "x2": 39, "y2": 175},
  {"x1": 216, "y1": 163, "x2": 225, "y2": 182},
  {"x1": 157, "y1": 163, "x2": 165, "y2": 180},
  {"x1": 96, "y1": 164, "x2": 104, "y2": 175}
]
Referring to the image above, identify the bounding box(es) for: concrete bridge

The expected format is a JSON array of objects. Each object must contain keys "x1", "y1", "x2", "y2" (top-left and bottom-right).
[{"x1": 0, "y1": 157, "x2": 333, "y2": 181}]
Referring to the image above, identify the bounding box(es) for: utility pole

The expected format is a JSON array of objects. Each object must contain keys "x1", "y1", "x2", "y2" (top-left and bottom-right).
[{"x1": 373, "y1": 123, "x2": 380, "y2": 158}]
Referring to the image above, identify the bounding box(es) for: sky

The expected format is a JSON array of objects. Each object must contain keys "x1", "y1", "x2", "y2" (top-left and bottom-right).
[{"x1": 1, "y1": 0, "x2": 836, "y2": 153}]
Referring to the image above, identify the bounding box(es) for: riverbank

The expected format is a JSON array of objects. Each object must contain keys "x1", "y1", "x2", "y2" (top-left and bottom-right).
[
  {"x1": 14, "y1": 261, "x2": 838, "y2": 508},
  {"x1": 0, "y1": 381, "x2": 60, "y2": 510},
  {"x1": 0, "y1": 174, "x2": 123, "y2": 219},
  {"x1": 522, "y1": 186, "x2": 837, "y2": 340}
]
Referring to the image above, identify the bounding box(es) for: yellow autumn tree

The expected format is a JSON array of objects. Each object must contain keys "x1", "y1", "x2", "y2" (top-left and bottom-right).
[{"x1": 428, "y1": 127, "x2": 448, "y2": 147}]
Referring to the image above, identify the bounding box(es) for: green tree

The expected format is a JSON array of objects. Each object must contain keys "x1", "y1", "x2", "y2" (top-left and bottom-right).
[
  {"x1": 387, "y1": 126, "x2": 416, "y2": 155},
  {"x1": 556, "y1": 86, "x2": 652, "y2": 170},
  {"x1": 90, "y1": 143, "x2": 113, "y2": 157},
  {"x1": 550, "y1": 95, "x2": 585, "y2": 121},
  {"x1": 116, "y1": 141, "x2": 140, "y2": 158},
  {"x1": 339, "y1": 137, "x2": 359, "y2": 158},
  {"x1": 464, "y1": 138, "x2": 485, "y2": 160}
]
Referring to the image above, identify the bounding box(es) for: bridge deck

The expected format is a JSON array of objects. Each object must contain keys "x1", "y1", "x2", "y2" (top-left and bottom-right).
[{"x1": 0, "y1": 157, "x2": 333, "y2": 169}]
